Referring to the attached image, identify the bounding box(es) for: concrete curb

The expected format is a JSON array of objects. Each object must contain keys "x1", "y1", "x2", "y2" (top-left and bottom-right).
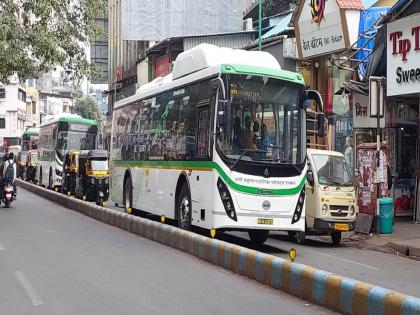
[{"x1": 18, "y1": 179, "x2": 420, "y2": 315}]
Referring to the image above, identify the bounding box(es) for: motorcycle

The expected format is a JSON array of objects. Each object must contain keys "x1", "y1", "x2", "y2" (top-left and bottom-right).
[{"x1": 2, "y1": 179, "x2": 14, "y2": 208}]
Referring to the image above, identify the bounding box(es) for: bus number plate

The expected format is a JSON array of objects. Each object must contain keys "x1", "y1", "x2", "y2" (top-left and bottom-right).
[{"x1": 257, "y1": 218, "x2": 273, "y2": 225}]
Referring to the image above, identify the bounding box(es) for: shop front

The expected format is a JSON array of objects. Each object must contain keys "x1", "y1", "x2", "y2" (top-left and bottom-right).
[
  {"x1": 386, "y1": 12, "x2": 420, "y2": 220},
  {"x1": 294, "y1": 0, "x2": 363, "y2": 153}
]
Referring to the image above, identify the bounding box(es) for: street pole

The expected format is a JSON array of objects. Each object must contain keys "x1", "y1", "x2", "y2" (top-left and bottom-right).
[{"x1": 258, "y1": 0, "x2": 262, "y2": 51}]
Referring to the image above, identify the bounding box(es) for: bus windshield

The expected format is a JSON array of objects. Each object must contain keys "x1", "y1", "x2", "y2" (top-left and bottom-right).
[
  {"x1": 22, "y1": 137, "x2": 38, "y2": 151},
  {"x1": 57, "y1": 131, "x2": 96, "y2": 152},
  {"x1": 90, "y1": 159, "x2": 108, "y2": 171},
  {"x1": 217, "y1": 74, "x2": 306, "y2": 166}
]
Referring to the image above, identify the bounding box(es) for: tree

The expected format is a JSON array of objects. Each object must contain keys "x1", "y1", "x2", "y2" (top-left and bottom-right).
[
  {"x1": 263, "y1": 0, "x2": 298, "y2": 17},
  {"x1": 0, "y1": 0, "x2": 106, "y2": 83},
  {"x1": 74, "y1": 96, "x2": 101, "y2": 121}
]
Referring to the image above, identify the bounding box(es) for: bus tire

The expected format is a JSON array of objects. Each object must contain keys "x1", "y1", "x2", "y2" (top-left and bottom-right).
[
  {"x1": 176, "y1": 183, "x2": 192, "y2": 230},
  {"x1": 331, "y1": 232, "x2": 341, "y2": 246},
  {"x1": 39, "y1": 168, "x2": 43, "y2": 187},
  {"x1": 248, "y1": 230, "x2": 269, "y2": 245},
  {"x1": 123, "y1": 177, "x2": 133, "y2": 214},
  {"x1": 48, "y1": 170, "x2": 53, "y2": 190},
  {"x1": 295, "y1": 231, "x2": 306, "y2": 245}
]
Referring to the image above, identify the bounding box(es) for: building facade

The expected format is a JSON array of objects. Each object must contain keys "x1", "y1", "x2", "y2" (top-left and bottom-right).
[
  {"x1": 293, "y1": 0, "x2": 364, "y2": 155},
  {"x1": 0, "y1": 75, "x2": 27, "y2": 147}
]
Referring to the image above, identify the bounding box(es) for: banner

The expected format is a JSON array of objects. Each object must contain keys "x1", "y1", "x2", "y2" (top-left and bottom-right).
[{"x1": 121, "y1": 0, "x2": 243, "y2": 41}]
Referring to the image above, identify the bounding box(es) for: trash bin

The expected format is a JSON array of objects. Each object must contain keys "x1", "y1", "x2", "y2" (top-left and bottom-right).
[{"x1": 379, "y1": 198, "x2": 394, "y2": 234}]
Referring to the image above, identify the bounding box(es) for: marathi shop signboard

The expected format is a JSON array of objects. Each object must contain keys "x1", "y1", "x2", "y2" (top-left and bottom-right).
[
  {"x1": 387, "y1": 13, "x2": 420, "y2": 96},
  {"x1": 296, "y1": 0, "x2": 348, "y2": 59}
]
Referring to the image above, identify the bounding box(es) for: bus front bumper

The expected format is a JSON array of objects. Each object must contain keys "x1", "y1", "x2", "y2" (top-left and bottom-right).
[{"x1": 211, "y1": 210, "x2": 305, "y2": 232}]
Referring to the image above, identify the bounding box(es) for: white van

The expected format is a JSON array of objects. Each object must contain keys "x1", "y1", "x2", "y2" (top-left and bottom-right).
[{"x1": 289, "y1": 149, "x2": 356, "y2": 245}]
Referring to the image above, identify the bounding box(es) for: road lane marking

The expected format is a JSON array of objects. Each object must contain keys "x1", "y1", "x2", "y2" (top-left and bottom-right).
[
  {"x1": 305, "y1": 249, "x2": 378, "y2": 270},
  {"x1": 0, "y1": 241, "x2": 6, "y2": 251},
  {"x1": 15, "y1": 271, "x2": 44, "y2": 306}
]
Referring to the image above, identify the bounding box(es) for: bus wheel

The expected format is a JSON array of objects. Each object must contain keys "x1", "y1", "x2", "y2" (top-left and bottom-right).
[
  {"x1": 177, "y1": 183, "x2": 191, "y2": 230},
  {"x1": 248, "y1": 230, "x2": 269, "y2": 245},
  {"x1": 39, "y1": 169, "x2": 43, "y2": 187},
  {"x1": 295, "y1": 231, "x2": 306, "y2": 245},
  {"x1": 124, "y1": 177, "x2": 133, "y2": 214},
  {"x1": 331, "y1": 232, "x2": 341, "y2": 246},
  {"x1": 48, "y1": 171, "x2": 53, "y2": 190}
]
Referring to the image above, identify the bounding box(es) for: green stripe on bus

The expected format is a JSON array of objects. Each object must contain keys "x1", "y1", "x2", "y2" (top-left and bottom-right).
[
  {"x1": 221, "y1": 64, "x2": 305, "y2": 85},
  {"x1": 55, "y1": 156, "x2": 63, "y2": 166},
  {"x1": 58, "y1": 117, "x2": 97, "y2": 125},
  {"x1": 23, "y1": 130, "x2": 39, "y2": 136},
  {"x1": 112, "y1": 160, "x2": 305, "y2": 196}
]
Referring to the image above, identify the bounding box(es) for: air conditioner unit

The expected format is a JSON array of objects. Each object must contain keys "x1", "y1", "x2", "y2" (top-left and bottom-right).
[
  {"x1": 243, "y1": 18, "x2": 253, "y2": 31},
  {"x1": 283, "y1": 38, "x2": 297, "y2": 59}
]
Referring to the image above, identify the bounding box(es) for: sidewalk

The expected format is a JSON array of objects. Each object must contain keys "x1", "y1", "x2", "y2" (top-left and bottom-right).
[{"x1": 343, "y1": 218, "x2": 420, "y2": 260}]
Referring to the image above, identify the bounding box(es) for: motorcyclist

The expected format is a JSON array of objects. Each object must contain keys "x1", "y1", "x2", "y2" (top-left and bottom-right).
[{"x1": 2, "y1": 152, "x2": 17, "y2": 200}]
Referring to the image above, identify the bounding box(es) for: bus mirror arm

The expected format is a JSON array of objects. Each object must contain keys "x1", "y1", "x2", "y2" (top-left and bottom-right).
[{"x1": 210, "y1": 78, "x2": 227, "y2": 101}]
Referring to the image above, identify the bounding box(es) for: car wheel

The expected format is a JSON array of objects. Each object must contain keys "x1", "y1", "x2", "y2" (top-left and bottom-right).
[{"x1": 331, "y1": 232, "x2": 341, "y2": 246}]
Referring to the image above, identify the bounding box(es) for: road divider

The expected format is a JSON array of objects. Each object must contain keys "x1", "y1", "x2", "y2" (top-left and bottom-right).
[{"x1": 17, "y1": 179, "x2": 420, "y2": 315}]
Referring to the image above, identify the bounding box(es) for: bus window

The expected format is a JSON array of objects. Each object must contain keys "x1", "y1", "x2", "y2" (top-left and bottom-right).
[{"x1": 196, "y1": 109, "x2": 210, "y2": 159}]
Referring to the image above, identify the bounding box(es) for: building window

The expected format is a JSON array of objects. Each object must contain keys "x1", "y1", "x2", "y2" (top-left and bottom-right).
[
  {"x1": 0, "y1": 118, "x2": 5, "y2": 129},
  {"x1": 0, "y1": 88, "x2": 5, "y2": 99},
  {"x1": 18, "y1": 89, "x2": 26, "y2": 102}
]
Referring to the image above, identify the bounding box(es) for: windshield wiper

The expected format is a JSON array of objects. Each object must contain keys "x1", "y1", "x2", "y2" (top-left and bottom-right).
[
  {"x1": 230, "y1": 149, "x2": 268, "y2": 171},
  {"x1": 275, "y1": 162, "x2": 300, "y2": 173}
]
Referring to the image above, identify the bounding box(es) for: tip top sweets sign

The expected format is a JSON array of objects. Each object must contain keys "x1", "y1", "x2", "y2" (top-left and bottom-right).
[
  {"x1": 295, "y1": 0, "x2": 350, "y2": 59},
  {"x1": 387, "y1": 13, "x2": 420, "y2": 96}
]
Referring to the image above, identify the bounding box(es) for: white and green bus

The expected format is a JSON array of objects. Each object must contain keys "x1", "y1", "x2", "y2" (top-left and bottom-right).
[
  {"x1": 110, "y1": 44, "x2": 317, "y2": 244},
  {"x1": 37, "y1": 114, "x2": 97, "y2": 189}
]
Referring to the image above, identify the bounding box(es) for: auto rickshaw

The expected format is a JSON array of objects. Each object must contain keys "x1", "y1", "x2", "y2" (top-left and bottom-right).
[
  {"x1": 17, "y1": 151, "x2": 27, "y2": 179},
  {"x1": 75, "y1": 150, "x2": 110, "y2": 206},
  {"x1": 25, "y1": 150, "x2": 38, "y2": 182},
  {"x1": 62, "y1": 150, "x2": 80, "y2": 196}
]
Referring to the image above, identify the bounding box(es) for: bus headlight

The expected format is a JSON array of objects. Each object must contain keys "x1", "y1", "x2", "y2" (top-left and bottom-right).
[
  {"x1": 91, "y1": 178, "x2": 95, "y2": 184},
  {"x1": 322, "y1": 204, "x2": 328, "y2": 215},
  {"x1": 105, "y1": 177, "x2": 109, "y2": 184},
  {"x1": 291, "y1": 188, "x2": 305, "y2": 224},
  {"x1": 217, "y1": 178, "x2": 237, "y2": 222},
  {"x1": 350, "y1": 205, "x2": 355, "y2": 216}
]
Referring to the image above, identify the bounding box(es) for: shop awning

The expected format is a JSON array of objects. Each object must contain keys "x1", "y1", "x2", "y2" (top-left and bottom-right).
[
  {"x1": 261, "y1": 12, "x2": 293, "y2": 39},
  {"x1": 356, "y1": 7, "x2": 390, "y2": 80},
  {"x1": 335, "y1": 81, "x2": 369, "y2": 96}
]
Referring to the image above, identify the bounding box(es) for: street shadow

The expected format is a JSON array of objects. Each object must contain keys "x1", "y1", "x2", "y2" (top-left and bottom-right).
[
  {"x1": 216, "y1": 232, "x2": 288, "y2": 255},
  {"x1": 269, "y1": 233, "x2": 338, "y2": 248}
]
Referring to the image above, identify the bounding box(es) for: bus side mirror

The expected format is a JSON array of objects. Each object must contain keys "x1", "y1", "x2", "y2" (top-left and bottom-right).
[
  {"x1": 307, "y1": 170, "x2": 314, "y2": 186},
  {"x1": 218, "y1": 101, "x2": 228, "y2": 126},
  {"x1": 317, "y1": 113, "x2": 325, "y2": 137}
]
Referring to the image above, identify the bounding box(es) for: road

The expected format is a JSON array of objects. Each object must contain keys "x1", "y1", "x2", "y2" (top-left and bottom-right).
[
  {"x1": 218, "y1": 232, "x2": 420, "y2": 297},
  {"x1": 108, "y1": 200, "x2": 420, "y2": 298},
  {"x1": 0, "y1": 189, "x2": 333, "y2": 315}
]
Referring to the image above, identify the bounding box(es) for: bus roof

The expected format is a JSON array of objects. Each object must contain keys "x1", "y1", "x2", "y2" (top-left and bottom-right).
[
  {"x1": 115, "y1": 44, "x2": 305, "y2": 110},
  {"x1": 23, "y1": 128, "x2": 40, "y2": 136},
  {"x1": 40, "y1": 114, "x2": 97, "y2": 128}
]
